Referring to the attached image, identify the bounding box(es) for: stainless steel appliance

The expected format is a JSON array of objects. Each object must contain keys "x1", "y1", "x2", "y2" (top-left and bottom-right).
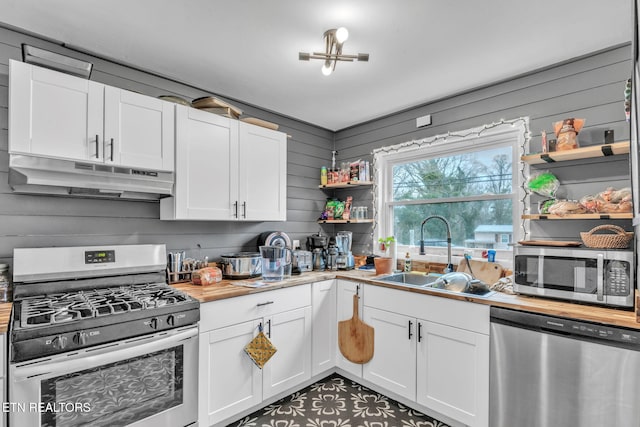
[
  {"x1": 9, "y1": 244, "x2": 200, "y2": 427},
  {"x1": 335, "y1": 231, "x2": 355, "y2": 270},
  {"x1": 514, "y1": 246, "x2": 634, "y2": 308},
  {"x1": 490, "y1": 306, "x2": 640, "y2": 427},
  {"x1": 219, "y1": 252, "x2": 262, "y2": 279}
]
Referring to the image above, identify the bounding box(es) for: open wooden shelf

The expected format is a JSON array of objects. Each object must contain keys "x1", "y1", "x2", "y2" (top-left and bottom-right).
[
  {"x1": 318, "y1": 181, "x2": 373, "y2": 189},
  {"x1": 521, "y1": 141, "x2": 630, "y2": 165},
  {"x1": 522, "y1": 213, "x2": 633, "y2": 220},
  {"x1": 317, "y1": 219, "x2": 374, "y2": 224}
]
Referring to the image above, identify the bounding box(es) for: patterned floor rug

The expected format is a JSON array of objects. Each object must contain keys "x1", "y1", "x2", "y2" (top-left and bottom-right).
[{"x1": 228, "y1": 373, "x2": 451, "y2": 427}]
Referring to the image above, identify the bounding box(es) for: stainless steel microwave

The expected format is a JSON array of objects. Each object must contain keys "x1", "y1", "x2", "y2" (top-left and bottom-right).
[{"x1": 514, "y1": 246, "x2": 634, "y2": 308}]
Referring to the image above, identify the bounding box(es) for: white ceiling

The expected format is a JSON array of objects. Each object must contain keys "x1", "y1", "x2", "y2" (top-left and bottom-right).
[{"x1": 0, "y1": 0, "x2": 633, "y2": 131}]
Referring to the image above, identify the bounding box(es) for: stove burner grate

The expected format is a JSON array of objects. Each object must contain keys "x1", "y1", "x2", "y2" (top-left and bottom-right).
[{"x1": 19, "y1": 283, "x2": 190, "y2": 328}]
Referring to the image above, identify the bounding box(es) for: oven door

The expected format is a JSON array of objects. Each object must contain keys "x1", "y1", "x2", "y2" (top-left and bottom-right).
[{"x1": 9, "y1": 325, "x2": 198, "y2": 427}]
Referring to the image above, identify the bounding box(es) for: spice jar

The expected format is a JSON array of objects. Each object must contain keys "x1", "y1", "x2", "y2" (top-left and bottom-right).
[{"x1": 0, "y1": 263, "x2": 9, "y2": 302}]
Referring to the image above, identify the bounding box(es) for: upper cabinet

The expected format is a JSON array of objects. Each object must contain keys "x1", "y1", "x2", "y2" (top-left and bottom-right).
[
  {"x1": 160, "y1": 106, "x2": 287, "y2": 221},
  {"x1": 9, "y1": 60, "x2": 174, "y2": 171},
  {"x1": 238, "y1": 121, "x2": 287, "y2": 221}
]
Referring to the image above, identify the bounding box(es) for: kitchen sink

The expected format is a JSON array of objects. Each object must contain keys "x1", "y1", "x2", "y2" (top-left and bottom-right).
[
  {"x1": 376, "y1": 273, "x2": 439, "y2": 287},
  {"x1": 376, "y1": 272, "x2": 494, "y2": 297}
]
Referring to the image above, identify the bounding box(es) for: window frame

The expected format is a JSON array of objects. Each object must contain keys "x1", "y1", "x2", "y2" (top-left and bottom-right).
[{"x1": 373, "y1": 119, "x2": 529, "y2": 266}]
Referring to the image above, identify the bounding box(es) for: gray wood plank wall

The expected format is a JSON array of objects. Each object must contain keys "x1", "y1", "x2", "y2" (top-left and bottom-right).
[
  {"x1": 0, "y1": 22, "x2": 633, "y2": 267},
  {"x1": 0, "y1": 25, "x2": 334, "y2": 267},
  {"x1": 334, "y1": 44, "x2": 633, "y2": 250}
]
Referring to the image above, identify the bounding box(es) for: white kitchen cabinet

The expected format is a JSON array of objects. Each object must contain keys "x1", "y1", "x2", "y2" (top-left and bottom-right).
[
  {"x1": 362, "y1": 306, "x2": 416, "y2": 400},
  {"x1": 335, "y1": 279, "x2": 364, "y2": 378},
  {"x1": 238, "y1": 121, "x2": 287, "y2": 221},
  {"x1": 103, "y1": 86, "x2": 175, "y2": 171},
  {"x1": 200, "y1": 319, "x2": 263, "y2": 424},
  {"x1": 417, "y1": 321, "x2": 489, "y2": 427},
  {"x1": 262, "y1": 306, "x2": 312, "y2": 399},
  {"x1": 198, "y1": 285, "x2": 311, "y2": 426},
  {"x1": 311, "y1": 280, "x2": 336, "y2": 376},
  {"x1": 9, "y1": 60, "x2": 174, "y2": 172},
  {"x1": 161, "y1": 106, "x2": 287, "y2": 221},
  {"x1": 0, "y1": 333, "x2": 4, "y2": 427},
  {"x1": 161, "y1": 106, "x2": 238, "y2": 220},
  {"x1": 9, "y1": 60, "x2": 103, "y2": 162},
  {"x1": 363, "y1": 284, "x2": 490, "y2": 427}
]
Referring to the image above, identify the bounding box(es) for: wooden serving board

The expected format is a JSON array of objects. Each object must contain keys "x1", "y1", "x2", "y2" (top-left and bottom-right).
[
  {"x1": 457, "y1": 259, "x2": 504, "y2": 285},
  {"x1": 338, "y1": 294, "x2": 374, "y2": 364},
  {"x1": 240, "y1": 117, "x2": 279, "y2": 130}
]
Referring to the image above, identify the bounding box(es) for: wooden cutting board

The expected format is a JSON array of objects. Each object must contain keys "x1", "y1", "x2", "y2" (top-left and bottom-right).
[
  {"x1": 338, "y1": 294, "x2": 374, "y2": 364},
  {"x1": 457, "y1": 259, "x2": 504, "y2": 285}
]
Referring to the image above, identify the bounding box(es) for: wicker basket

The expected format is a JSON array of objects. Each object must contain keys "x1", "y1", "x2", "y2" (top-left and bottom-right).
[{"x1": 580, "y1": 225, "x2": 634, "y2": 249}]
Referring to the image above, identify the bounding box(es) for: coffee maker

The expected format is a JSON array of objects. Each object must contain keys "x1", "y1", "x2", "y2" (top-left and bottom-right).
[
  {"x1": 307, "y1": 232, "x2": 328, "y2": 271},
  {"x1": 335, "y1": 231, "x2": 355, "y2": 270}
]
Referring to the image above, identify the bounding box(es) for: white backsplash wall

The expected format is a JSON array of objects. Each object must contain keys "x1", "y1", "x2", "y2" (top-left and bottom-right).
[{"x1": 0, "y1": 25, "x2": 334, "y2": 267}]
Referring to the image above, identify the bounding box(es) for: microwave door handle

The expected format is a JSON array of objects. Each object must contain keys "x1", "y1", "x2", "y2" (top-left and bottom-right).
[
  {"x1": 597, "y1": 254, "x2": 604, "y2": 301},
  {"x1": 11, "y1": 326, "x2": 198, "y2": 381}
]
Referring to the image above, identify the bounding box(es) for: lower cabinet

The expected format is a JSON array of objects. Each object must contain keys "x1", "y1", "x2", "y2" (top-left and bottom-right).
[
  {"x1": 363, "y1": 284, "x2": 490, "y2": 427},
  {"x1": 0, "y1": 333, "x2": 4, "y2": 427},
  {"x1": 362, "y1": 307, "x2": 416, "y2": 400},
  {"x1": 416, "y1": 321, "x2": 489, "y2": 427},
  {"x1": 311, "y1": 280, "x2": 336, "y2": 376},
  {"x1": 199, "y1": 285, "x2": 312, "y2": 426}
]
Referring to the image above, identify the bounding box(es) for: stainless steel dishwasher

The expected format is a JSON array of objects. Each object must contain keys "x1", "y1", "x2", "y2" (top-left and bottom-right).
[{"x1": 490, "y1": 306, "x2": 640, "y2": 427}]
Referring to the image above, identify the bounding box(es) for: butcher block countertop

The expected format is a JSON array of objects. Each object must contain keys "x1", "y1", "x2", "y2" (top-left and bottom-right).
[
  {"x1": 0, "y1": 303, "x2": 11, "y2": 333},
  {"x1": 172, "y1": 269, "x2": 640, "y2": 330}
]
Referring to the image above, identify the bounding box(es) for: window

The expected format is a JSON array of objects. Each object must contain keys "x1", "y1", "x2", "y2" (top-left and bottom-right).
[{"x1": 373, "y1": 119, "x2": 529, "y2": 265}]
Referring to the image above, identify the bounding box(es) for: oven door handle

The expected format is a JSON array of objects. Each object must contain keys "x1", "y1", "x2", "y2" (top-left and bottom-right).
[{"x1": 12, "y1": 326, "x2": 198, "y2": 381}]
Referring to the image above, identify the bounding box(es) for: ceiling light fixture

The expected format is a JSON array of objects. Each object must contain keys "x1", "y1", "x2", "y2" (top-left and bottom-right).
[{"x1": 299, "y1": 27, "x2": 369, "y2": 76}]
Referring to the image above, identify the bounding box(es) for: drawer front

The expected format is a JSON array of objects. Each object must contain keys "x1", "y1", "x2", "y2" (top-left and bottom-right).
[
  {"x1": 200, "y1": 284, "x2": 311, "y2": 331},
  {"x1": 364, "y1": 284, "x2": 489, "y2": 335}
]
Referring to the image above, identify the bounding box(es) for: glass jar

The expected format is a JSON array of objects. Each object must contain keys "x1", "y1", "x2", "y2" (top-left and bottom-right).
[{"x1": 0, "y1": 263, "x2": 9, "y2": 302}]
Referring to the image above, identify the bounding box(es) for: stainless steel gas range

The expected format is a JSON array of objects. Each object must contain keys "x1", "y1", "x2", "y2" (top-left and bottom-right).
[{"x1": 8, "y1": 244, "x2": 200, "y2": 427}]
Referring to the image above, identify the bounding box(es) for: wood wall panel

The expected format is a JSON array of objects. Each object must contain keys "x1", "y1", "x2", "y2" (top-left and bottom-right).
[{"x1": 0, "y1": 25, "x2": 332, "y2": 262}]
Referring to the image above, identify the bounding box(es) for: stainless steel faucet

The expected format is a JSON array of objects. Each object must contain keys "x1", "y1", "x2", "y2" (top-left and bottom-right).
[{"x1": 419, "y1": 215, "x2": 453, "y2": 273}]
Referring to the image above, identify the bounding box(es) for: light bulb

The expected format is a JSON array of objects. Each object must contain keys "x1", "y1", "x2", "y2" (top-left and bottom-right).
[
  {"x1": 336, "y1": 27, "x2": 349, "y2": 44},
  {"x1": 322, "y1": 62, "x2": 333, "y2": 76}
]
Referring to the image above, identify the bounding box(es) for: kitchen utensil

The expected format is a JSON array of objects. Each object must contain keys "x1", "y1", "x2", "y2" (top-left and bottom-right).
[
  {"x1": 259, "y1": 246, "x2": 293, "y2": 282},
  {"x1": 244, "y1": 324, "x2": 277, "y2": 369},
  {"x1": 456, "y1": 258, "x2": 504, "y2": 285},
  {"x1": 338, "y1": 294, "x2": 374, "y2": 364},
  {"x1": 312, "y1": 248, "x2": 326, "y2": 271},
  {"x1": 432, "y1": 272, "x2": 473, "y2": 292},
  {"x1": 220, "y1": 252, "x2": 262, "y2": 279}
]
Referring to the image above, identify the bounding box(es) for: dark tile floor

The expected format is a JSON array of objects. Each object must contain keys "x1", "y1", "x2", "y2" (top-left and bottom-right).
[{"x1": 229, "y1": 373, "x2": 451, "y2": 427}]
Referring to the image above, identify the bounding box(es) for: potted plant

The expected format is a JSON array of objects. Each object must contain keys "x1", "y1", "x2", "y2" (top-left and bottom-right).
[{"x1": 374, "y1": 236, "x2": 396, "y2": 275}]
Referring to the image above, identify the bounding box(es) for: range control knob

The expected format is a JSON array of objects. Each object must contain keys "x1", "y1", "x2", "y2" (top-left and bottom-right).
[
  {"x1": 52, "y1": 335, "x2": 68, "y2": 350},
  {"x1": 166, "y1": 315, "x2": 175, "y2": 327},
  {"x1": 149, "y1": 317, "x2": 159, "y2": 330},
  {"x1": 74, "y1": 331, "x2": 88, "y2": 346}
]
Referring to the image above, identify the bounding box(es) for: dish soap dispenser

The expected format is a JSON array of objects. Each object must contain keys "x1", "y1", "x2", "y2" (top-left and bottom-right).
[{"x1": 404, "y1": 252, "x2": 412, "y2": 272}]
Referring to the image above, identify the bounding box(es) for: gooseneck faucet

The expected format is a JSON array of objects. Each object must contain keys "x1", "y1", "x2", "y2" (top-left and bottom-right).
[{"x1": 419, "y1": 215, "x2": 453, "y2": 273}]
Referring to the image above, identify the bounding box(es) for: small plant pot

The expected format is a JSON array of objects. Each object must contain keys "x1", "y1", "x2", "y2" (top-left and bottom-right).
[{"x1": 374, "y1": 257, "x2": 394, "y2": 275}]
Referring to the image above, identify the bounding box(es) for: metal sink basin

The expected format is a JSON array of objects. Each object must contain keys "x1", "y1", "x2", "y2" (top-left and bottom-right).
[
  {"x1": 376, "y1": 272, "x2": 494, "y2": 297},
  {"x1": 376, "y1": 273, "x2": 439, "y2": 287}
]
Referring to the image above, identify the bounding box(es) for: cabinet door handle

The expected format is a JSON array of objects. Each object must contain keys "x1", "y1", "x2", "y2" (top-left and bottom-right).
[
  {"x1": 267, "y1": 319, "x2": 272, "y2": 338},
  {"x1": 233, "y1": 201, "x2": 238, "y2": 218},
  {"x1": 94, "y1": 135, "x2": 100, "y2": 158},
  {"x1": 109, "y1": 138, "x2": 114, "y2": 161},
  {"x1": 242, "y1": 201, "x2": 247, "y2": 218},
  {"x1": 408, "y1": 320, "x2": 413, "y2": 340},
  {"x1": 418, "y1": 322, "x2": 423, "y2": 342},
  {"x1": 256, "y1": 301, "x2": 274, "y2": 307}
]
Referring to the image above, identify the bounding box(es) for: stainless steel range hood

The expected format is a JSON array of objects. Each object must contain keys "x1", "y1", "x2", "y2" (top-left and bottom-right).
[{"x1": 9, "y1": 154, "x2": 174, "y2": 201}]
